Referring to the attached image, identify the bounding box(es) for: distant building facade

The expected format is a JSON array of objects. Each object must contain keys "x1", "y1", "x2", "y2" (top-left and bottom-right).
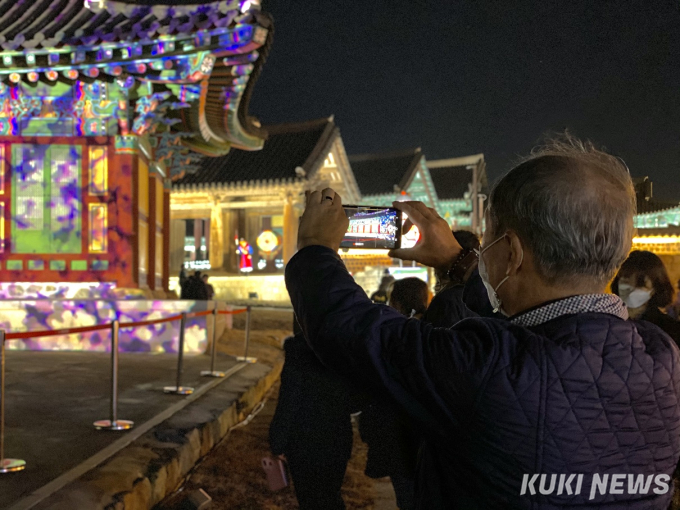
[{"x1": 170, "y1": 117, "x2": 360, "y2": 300}]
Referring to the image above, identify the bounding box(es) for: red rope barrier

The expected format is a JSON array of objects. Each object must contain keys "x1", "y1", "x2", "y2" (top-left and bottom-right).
[
  {"x1": 218, "y1": 308, "x2": 248, "y2": 315},
  {"x1": 3, "y1": 306, "x2": 249, "y2": 341},
  {"x1": 185, "y1": 310, "x2": 213, "y2": 319},
  {"x1": 119, "y1": 314, "x2": 184, "y2": 329},
  {"x1": 5, "y1": 323, "x2": 111, "y2": 340}
]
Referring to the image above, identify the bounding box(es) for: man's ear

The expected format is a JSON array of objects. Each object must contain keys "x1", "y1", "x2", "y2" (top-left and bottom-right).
[{"x1": 505, "y1": 231, "x2": 524, "y2": 276}]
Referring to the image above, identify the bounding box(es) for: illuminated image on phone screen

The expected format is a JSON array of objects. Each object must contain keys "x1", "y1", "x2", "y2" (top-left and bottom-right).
[{"x1": 341, "y1": 206, "x2": 401, "y2": 249}]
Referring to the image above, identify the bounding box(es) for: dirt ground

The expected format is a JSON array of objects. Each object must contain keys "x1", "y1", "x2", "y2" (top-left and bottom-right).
[{"x1": 156, "y1": 309, "x2": 397, "y2": 509}]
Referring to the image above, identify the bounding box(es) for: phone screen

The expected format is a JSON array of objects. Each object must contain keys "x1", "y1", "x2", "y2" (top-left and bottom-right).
[{"x1": 341, "y1": 206, "x2": 401, "y2": 249}]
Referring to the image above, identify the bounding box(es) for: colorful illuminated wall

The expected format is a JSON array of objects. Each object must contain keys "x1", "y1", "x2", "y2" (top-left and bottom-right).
[{"x1": 0, "y1": 299, "x2": 213, "y2": 354}]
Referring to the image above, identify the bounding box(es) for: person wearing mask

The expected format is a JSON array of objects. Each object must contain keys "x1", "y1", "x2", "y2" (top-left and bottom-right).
[
  {"x1": 370, "y1": 274, "x2": 395, "y2": 304},
  {"x1": 286, "y1": 136, "x2": 680, "y2": 509},
  {"x1": 423, "y1": 230, "x2": 481, "y2": 327},
  {"x1": 359, "y1": 277, "x2": 430, "y2": 510},
  {"x1": 269, "y1": 320, "x2": 356, "y2": 509},
  {"x1": 611, "y1": 250, "x2": 680, "y2": 344},
  {"x1": 202, "y1": 274, "x2": 215, "y2": 301}
]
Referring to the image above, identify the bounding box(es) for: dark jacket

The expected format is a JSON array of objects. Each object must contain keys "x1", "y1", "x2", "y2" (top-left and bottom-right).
[
  {"x1": 285, "y1": 246, "x2": 680, "y2": 509},
  {"x1": 269, "y1": 333, "x2": 355, "y2": 458},
  {"x1": 181, "y1": 275, "x2": 208, "y2": 300},
  {"x1": 640, "y1": 306, "x2": 680, "y2": 346},
  {"x1": 423, "y1": 284, "x2": 478, "y2": 328}
]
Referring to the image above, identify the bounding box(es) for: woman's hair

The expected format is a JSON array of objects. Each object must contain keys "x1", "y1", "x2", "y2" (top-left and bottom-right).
[
  {"x1": 453, "y1": 230, "x2": 481, "y2": 251},
  {"x1": 611, "y1": 250, "x2": 674, "y2": 308},
  {"x1": 378, "y1": 275, "x2": 395, "y2": 293},
  {"x1": 389, "y1": 277, "x2": 430, "y2": 316}
]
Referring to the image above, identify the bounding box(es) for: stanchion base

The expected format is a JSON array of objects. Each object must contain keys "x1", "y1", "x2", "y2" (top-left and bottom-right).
[
  {"x1": 236, "y1": 356, "x2": 257, "y2": 364},
  {"x1": 0, "y1": 459, "x2": 26, "y2": 473},
  {"x1": 93, "y1": 419, "x2": 134, "y2": 431},
  {"x1": 163, "y1": 386, "x2": 194, "y2": 395},
  {"x1": 201, "y1": 370, "x2": 225, "y2": 378}
]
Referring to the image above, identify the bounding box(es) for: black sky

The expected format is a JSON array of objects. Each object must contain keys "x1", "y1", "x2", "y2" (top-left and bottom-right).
[{"x1": 249, "y1": 0, "x2": 680, "y2": 199}]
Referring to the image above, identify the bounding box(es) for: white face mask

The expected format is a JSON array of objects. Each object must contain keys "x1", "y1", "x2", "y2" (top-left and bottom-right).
[
  {"x1": 618, "y1": 283, "x2": 652, "y2": 309},
  {"x1": 475, "y1": 234, "x2": 523, "y2": 315}
]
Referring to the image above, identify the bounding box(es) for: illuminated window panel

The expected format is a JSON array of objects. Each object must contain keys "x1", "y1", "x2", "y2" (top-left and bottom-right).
[
  {"x1": 0, "y1": 145, "x2": 4, "y2": 195},
  {"x1": 0, "y1": 202, "x2": 4, "y2": 253},
  {"x1": 88, "y1": 204, "x2": 107, "y2": 253},
  {"x1": 91, "y1": 260, "x2": 109, "y2": 270},
  {"x1": 6, "y1": 260, "x2": 21, "y2": 270},
  {"x1": 28, "y1": 260, "x2": 44, "y2": 270},
  {"x1": 12, "y1": 144, "x2": 81, "y2": 254},
  {"x1": 88, "y1": 146, "x2": 108, "y2": 195},
  {"x1": 50, "y1": 260, "x2": 66, "y2": 271},
  {"x1": 71, "y1": 260, "x2": 87, "y2": 270}
]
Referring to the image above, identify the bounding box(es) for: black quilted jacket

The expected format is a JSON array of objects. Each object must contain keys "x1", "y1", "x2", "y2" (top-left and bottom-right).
[{"x1": 286, "y1": 246, "x2": 680, "y2": 509}]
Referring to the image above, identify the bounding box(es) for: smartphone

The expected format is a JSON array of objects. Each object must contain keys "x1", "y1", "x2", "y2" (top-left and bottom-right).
[
  {"x1": 262, "y1": 456, "x2": 289, "y2": 491},
  {"x1": 341, "y1": 206, "x2": 402, "y2": 249}
]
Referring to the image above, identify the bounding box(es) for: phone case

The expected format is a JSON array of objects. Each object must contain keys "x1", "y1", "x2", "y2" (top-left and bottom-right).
[{"x1": 262, "y1": 456, "x2": 289, "y2": 491}]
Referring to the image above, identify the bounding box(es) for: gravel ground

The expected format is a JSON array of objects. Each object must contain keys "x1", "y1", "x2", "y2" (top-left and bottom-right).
[{"x1": 156, "y1": 320, "x2": 397, "y2": 509}]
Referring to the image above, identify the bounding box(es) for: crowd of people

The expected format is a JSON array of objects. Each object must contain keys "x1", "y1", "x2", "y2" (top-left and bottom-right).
[
  {"x1": 178, "y1": 265, "x2": 215, "y2": 300},
  {"x1": 272, "y1": 135, "x2": 680, "y2": 509}
]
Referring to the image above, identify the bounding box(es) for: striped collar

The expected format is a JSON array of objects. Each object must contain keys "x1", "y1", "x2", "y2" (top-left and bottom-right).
[{"x1": 509, "y1": 294, "x2": 628, "y2": 327}]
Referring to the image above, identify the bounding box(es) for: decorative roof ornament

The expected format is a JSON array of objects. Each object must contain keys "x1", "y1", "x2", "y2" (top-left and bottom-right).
[{"x1": 84, "y1": 0, "x2": 106, "y2": 13}]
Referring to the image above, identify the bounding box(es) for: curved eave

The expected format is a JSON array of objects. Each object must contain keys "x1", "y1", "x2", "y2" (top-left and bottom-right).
[{"x1": 180, "y1": 13, "x2": 271, "y2": 155}]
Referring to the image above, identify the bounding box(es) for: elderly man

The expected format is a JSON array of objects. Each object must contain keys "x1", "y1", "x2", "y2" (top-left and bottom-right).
[{"x1": 285, "y1": 138, "x2": 680, "y2": 509}]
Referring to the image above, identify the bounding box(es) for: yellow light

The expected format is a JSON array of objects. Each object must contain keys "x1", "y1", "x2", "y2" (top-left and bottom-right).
[
  {"x1": 88, "y1": 146, "x2": 108, "y2": 195},
  {"x1": 632, "y1": 236, "x2": 680, "y2": 245},
  {"x1": 88, "y1": 204, "x2": 107, "y2": 253},
  {"x1": 339, "y1": 249, "x2": 394, "y2": 256}
]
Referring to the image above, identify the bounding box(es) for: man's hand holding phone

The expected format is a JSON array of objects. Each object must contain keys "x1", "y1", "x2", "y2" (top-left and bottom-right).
[
  {"x1": 298, "y1": 187, "x2": 349, "y2": 252},
  {"x1": 388, "y1": 201, "x2": 463, "y2": 272}
]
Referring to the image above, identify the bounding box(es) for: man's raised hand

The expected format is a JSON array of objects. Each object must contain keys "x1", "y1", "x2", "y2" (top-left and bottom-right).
[
  {"x1": 388, "y1": 201, "x2": 463, "y2": 271},
  {"x1": 297, "y1": 188, "x2": 350, "y2": 252}
]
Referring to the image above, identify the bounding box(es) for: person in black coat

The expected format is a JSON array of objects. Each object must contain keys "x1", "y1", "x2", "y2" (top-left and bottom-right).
[
  {"x1": 269, "y1": 320, "x2": 356, "y2": 509},
  {"x1": 611, "y1": 250, "x2": 680, "y2": 345}
]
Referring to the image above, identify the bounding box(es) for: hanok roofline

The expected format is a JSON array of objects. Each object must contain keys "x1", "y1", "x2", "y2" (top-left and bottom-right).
[
  {"x1": 0, "y1": 0, "x2": 272, "y2": 156},
  {"x1": 427, "y1": 154, "x2": 487, "y2": 201},
  {"x1": 349, "y1": 148, "x2": 425, "y2": 197},
  {"x1": 172, "y1": 116, "x2": 361, "y2": 201}
]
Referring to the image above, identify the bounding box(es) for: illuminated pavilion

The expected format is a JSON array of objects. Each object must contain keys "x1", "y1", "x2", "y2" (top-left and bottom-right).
[{"x1": 0, "y1": 0, "x2": 271, "y2": 299}]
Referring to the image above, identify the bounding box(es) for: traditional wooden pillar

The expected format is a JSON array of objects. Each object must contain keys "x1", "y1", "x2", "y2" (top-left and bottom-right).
[
  {"x1": 209, "y1": 194, "x2": 224, "y2": 270},
  {"x1": 283, "y1": 194, "x2": 298, "y2": 263}
]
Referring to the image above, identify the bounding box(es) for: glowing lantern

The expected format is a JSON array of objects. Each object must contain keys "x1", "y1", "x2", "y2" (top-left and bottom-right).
[
  {"x1": 8, "y1": 73, "x2": 20, "y2": 83},
  {"x1": 27, "y1": 72, "x2": 39, "y2": 83},
  {"x1": 46, "y1": 70, "x2": 58, "y2": 81}
]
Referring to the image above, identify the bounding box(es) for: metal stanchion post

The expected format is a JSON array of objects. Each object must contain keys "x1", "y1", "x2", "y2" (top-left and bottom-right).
[
  {"x1": 94, "y1": 320, "x2": 134, "y2": 431},
  {"x1": 236, "y1": 306, "x2": 257, "y2": 363},
  {"x1": 0, "y1": 331, "x2": 26, "y2": 473},
  {"x1": 201, "y1": 306, "x2": 224, "y2": 378},
  {"x1": 164, "y1": 312, "x2": 194, "y2": 394}
]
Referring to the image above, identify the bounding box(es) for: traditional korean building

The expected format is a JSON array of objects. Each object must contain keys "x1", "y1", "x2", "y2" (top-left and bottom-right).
[
  {"x1": 170, "y1": 116, "x2": 360, "y2": 301},
  {"x1": 0, "y1": 0, "x2": 271, "y2": 299},
  {"x1": 427, "y1": 154, "x2": 487, "y2": 234},
  {"x1": 630, "y1": 176, "x2": 680, "y2": 285}
]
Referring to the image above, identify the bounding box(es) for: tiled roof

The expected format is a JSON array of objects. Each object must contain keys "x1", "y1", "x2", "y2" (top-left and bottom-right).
[
  {"x1": 0, "y1": 0, "x2": 247, "y2": 49},
  {"x1": 636, "y1": 199, "x2": 680, "y2": 215},
  {"x1": 175, "y1": 117, "x2": 337, "y2": 186},
  {"x1": 428, "y1": 165, "x2": 472, "y2": 200},
  {"x1": 349, "y1": 150, "x2": 422, "y2": 196}
]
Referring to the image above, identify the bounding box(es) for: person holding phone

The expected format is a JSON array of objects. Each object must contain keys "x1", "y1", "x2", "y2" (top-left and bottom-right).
[{"x1": 285, "y1": 136, "x2": 680, "y2": 509}]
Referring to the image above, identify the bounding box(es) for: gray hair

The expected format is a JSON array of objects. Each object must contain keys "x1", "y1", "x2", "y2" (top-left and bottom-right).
[{"x1": 488, "y1": 135, "x2": 635, "y2": 286}]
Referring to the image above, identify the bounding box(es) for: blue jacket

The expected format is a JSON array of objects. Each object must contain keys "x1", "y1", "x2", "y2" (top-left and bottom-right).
[{"x1": 285, "y1": 246, "x2": 680, "y2": 509}]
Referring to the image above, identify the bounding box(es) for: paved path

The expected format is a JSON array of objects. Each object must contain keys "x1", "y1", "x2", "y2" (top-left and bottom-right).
[{"x1": 0, "y1": 350, "x2": 239, "y2": 509}]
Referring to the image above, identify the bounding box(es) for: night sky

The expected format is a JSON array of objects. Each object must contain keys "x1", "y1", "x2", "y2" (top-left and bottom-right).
[{"x1": 251, "y1": 0, "x2": 680, "y2": 200}]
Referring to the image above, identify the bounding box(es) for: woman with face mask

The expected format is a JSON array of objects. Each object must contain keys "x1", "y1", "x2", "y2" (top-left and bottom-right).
[{"x1": 611, "y1": 250, "x2": 680, "y2": 344}]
